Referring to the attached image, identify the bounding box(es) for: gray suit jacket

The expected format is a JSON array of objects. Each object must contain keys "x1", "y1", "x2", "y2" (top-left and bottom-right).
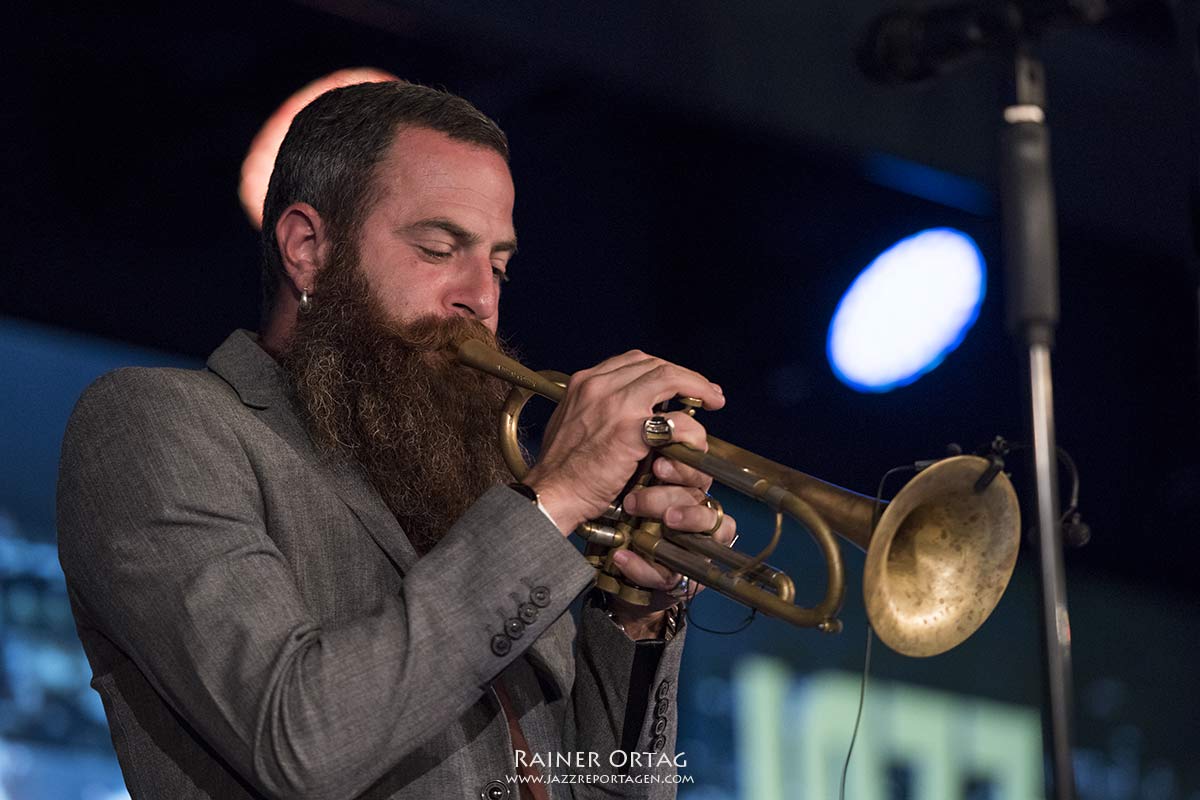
[{"x1": 57, "y1": 330, "x2": 685, "y2": 800}]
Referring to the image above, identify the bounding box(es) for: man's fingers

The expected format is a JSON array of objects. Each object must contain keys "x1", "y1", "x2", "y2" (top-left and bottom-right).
[
  {"x1": 652, "y1": 456, "x2": 712, "y2": 491},
  {"x1": 630, "y1": 363, "x2": 724, "y2": 411},
  {"x1": 622, "y1": 483, "x2": 736, "y2": 543},
  {"x1": 611, "y1": 550, "x2": 678, "y2": 591},
  {"x1": 659, "y1": 503, "x2": 729, "y2": 536},
  {"x1": 573, "y1": 352, "x2": 658, "y2": 384},
  {"x1": 586, "y1": 357, "x2": 724, "y2": 413},
  {"x1": 623, "y1": 484, "x2": 706, "y2": 518}
]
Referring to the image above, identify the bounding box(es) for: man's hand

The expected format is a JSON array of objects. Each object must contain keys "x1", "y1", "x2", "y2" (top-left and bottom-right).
[
  {"x1": 523, "y1": 350, "x2": 725, "y2": 534},
  {"x1": 605, "y1": 473, "x2": 738, "y2": 639},
  {"x1": 522, "y1": 349, "x2": 735, "y2": 639}
]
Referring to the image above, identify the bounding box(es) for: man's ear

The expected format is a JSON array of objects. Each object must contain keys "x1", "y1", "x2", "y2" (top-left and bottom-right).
[{"x1": 274, "y1": 202, "x2": 331, "y2": 297}]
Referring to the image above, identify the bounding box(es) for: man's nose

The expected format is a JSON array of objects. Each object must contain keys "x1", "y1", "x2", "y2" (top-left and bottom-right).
[{"x1": 448, "y1": 257, "x2": 499, "y2": 324}]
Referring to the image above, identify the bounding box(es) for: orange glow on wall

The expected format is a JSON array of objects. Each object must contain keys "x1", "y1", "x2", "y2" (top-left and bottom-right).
[{"x1": 239, "y1": 67, "x2": 399, "y2": 230}]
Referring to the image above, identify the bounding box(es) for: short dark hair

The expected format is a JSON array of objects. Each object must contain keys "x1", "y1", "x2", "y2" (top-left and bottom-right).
[{"x1": 259, "y1": 81, "x2": 510, "y2": 319}]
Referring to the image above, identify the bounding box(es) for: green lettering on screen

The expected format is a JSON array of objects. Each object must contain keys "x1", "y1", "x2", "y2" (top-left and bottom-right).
[{"x1": 732, "y1": 658, "x2": 1042, "y2": 800}]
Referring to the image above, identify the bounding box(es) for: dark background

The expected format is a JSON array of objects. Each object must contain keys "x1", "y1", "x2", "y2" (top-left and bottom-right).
[
  {"x1": 7, "y1": 0, "x2": 1198, "y2": 590},
  {"x1": 4, "y1": 1, "x2": 1200, "y2": 797}
]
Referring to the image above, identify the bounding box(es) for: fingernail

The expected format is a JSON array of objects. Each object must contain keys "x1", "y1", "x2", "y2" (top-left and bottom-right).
[
  {"x1": 623, "y1": 494, "x2": 637, "y2": 512},
  {"x1": 665, "y1": 508, "x2": 681, "y2": 525},
  {"x1": 612, "y1": 550, "x2": 629, "y2": 566},
  {"x1": 711, "y1": 382, "x2": 723, "y2": 394}
]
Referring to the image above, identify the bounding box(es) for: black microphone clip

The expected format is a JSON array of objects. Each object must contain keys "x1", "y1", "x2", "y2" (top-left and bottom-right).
[{"x1": 973, "y1": 435, "x2": 1010, "y2": 493}]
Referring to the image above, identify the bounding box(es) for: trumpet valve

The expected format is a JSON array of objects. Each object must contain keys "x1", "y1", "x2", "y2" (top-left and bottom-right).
[
  {"x1": 677, "y1": 396, "x2": 702, "y2": 417},
  {"x1": 577, "y1": 520, "x2": 627, "y2": 548}
]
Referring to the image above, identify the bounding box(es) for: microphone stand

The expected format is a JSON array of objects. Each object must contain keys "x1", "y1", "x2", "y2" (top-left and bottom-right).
[
  {"x1": 856, "y1": 4, "x2": 1134, "y2": 794},
  {"x1": 999, "y1": 40, "x2": 1077, "y2": 800}
]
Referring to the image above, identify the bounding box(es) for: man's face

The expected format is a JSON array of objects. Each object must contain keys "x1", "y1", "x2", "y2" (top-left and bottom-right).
[
  {"x1": 350, "y1": 126, "x2": 517, "y2": 334},
  {"x1": 280, "y1": 126, "x2": 517, "y2": 554}
]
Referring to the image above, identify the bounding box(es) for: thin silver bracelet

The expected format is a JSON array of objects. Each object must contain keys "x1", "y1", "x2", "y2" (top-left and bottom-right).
[{"x1": 602, "y1": 596, "x2": 680, "y2": 642}]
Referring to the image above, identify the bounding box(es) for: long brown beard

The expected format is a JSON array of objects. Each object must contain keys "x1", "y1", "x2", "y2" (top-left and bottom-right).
[{"x1": 281, "y1": 241, "x2": 514, "y2": 555}]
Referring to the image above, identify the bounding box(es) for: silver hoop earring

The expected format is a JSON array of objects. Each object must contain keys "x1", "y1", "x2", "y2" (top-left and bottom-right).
[{"x1": 299, "y1": 289, "x2": 312, "y2": 313}]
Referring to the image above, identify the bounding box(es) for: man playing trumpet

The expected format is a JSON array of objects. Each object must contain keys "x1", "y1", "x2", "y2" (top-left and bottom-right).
[{"x1": 57, "y1": 80, "x2": 735, "y2": 800}]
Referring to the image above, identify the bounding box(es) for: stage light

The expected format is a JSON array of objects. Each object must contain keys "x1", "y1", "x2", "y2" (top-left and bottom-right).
[
  {"x1": 239, "y1": 67, "x2": 398, "y2": 230},
  {"x1": 827, "y1": 227, "x2": 985, "y2": 393}
]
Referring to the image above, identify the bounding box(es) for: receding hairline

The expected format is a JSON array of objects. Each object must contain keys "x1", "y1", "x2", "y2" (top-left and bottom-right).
[
  {"x1": 369, "y1": 124, "x2": 513, "y2": 187},
  {"x1": 358, "y1": 124, "x2": 515, "y2": 219}
]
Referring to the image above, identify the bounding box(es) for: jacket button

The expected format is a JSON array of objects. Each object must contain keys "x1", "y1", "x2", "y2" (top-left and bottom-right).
[
  {"x1": 653, "y1": 716, "x2": 667, "y2": 736},
  {"x1": 505, "y1": 617, "x2": 525, "y2": 639},
  {"x1": 481, "y1": 779, "x2": 509, "y2": 799},
  {"x1": 650, "y1": 734, "x2": 667, "y2": 753},
  {"x1": 655, "y1": 680, "x2": 671, "y2": 701},
  {"x1": 530, "y1": 586, "x2": 551, "y2": 607},
  {"x1": 655, "y1": 699, "x2": 669, "y2": 719},
  {"x1": 491, "y1": 634, "x2": 512, "y2": 657},
  {"x1": 518, "y1": 602, "x2": 540, "y2": 625}
]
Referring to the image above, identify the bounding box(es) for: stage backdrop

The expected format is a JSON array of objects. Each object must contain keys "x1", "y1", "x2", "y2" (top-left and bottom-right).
[{"x1": 2, "y1": 316, "x2": 1197, "y2": 799}]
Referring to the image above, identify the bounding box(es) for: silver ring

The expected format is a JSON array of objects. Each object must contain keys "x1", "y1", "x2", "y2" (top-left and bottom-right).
[
  {"x1": 667, "y1": 575, "x2": 691, "y2": 598},
  {"x1": 641, "y1": 415, "x2": 674, "y2": 447}
]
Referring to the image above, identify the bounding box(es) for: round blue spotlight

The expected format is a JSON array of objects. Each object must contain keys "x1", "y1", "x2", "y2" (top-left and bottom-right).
[{"x1": 827, "y1": 227, "x2": 986, "y2": 393}]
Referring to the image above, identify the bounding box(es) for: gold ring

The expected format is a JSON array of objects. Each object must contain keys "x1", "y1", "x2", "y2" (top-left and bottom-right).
[{"x1": 702, "y1": 496, "x2": 724, "y2": 535}]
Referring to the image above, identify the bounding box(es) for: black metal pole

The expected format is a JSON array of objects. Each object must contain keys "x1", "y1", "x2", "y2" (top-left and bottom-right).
[{"x1": 999, "y1": 42, "x2": 1077, "y2": 800}]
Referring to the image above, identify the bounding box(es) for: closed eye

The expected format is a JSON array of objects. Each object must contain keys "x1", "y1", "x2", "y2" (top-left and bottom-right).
[{"x1": 417, "y1": 246, "x2": 453, "y2": 260}]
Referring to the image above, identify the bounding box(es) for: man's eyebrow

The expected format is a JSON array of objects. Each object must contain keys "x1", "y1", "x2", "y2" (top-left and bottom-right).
[{"x1": 402, "y1": 218, "x2": 518, "y2": 255}]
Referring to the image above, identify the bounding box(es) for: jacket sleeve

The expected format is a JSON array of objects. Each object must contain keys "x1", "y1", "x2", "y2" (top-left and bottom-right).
[
  {"x1": 56, "y1": 369, "x2": 596, "y2": 800},
  {"x1": 565, "y1": 596, "x2": 687, "y2": 799}
]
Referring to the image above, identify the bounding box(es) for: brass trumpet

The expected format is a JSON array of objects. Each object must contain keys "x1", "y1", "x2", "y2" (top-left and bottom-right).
[{"x1": 458, "y1": 340, "x2": 1020, "y2": 657}]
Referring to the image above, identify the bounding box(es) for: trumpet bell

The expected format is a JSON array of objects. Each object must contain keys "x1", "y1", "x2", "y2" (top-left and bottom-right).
[{"x1": 865, "y1": 455, "x2": 1021, "y2": 657}]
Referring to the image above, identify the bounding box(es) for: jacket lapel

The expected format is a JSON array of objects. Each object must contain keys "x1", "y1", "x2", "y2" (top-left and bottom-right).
[{"x1": 205, "y1": 330, "x2": 420, "y2": 573}]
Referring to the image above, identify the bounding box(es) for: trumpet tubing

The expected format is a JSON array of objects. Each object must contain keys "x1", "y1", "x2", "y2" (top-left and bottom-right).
[{"x1": 457, "y1": 339, "x2": 1021, "y2": 657}]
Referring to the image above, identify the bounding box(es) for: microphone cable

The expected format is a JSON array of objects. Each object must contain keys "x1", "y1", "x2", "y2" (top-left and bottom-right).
[{"x1": 839, "y1": 463, "x2": 916, "y2": 800}]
